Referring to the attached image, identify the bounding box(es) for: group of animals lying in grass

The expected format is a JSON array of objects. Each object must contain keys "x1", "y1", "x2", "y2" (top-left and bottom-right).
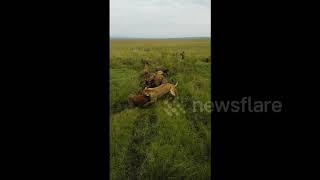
[{"x1": 128, "y1": 60, "x2": 178, "y2": 108}]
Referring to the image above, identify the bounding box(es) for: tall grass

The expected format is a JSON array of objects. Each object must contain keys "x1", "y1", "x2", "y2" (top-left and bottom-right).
[{"x1": 110, "y1": 39, "x2": 211, "y2": 180}]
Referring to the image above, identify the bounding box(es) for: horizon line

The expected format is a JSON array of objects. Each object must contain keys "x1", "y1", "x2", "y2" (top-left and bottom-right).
[{"x1": 110, "y1": 36, "x2": 211, "y2": 39}]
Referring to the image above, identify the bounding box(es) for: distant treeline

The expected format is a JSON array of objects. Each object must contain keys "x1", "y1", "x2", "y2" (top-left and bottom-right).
[{"x1": 110, "y1": 37, "x2": 211, "y2": 40}]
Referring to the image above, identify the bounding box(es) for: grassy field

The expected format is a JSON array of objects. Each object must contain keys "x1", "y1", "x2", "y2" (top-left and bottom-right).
[{"x1": 110, "y1": 39, "x2": 211, "y2": 180}]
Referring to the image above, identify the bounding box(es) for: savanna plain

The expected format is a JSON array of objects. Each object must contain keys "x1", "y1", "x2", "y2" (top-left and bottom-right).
[{"x1": 110, "y1": 39, "x2": 211, "y2": 180}]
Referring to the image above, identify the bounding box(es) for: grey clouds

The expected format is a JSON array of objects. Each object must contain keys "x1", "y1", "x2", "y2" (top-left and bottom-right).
[{"x1": 110, "y1": 0, "x2": 211, "y2": 38}]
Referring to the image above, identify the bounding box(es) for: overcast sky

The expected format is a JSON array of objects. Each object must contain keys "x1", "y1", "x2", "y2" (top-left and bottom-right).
[{"x1": 110, "y1": 0, "x2": 211, "y2": 38}]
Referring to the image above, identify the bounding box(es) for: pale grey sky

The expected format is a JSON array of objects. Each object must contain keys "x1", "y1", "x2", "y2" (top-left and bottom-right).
[{"x1": 110, "y1": 0, "x2": 211, "y2": 38}]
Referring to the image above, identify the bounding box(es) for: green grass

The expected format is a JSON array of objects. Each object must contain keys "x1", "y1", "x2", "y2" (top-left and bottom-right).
[{"x1": 110, "y1": 39, "x2": 211, "y2": 180}]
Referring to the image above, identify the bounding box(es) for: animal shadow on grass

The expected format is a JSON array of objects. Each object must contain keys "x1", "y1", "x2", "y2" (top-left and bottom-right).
[{"x1": 110, "y1": 100, "x2": 129, "y2": 114}]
